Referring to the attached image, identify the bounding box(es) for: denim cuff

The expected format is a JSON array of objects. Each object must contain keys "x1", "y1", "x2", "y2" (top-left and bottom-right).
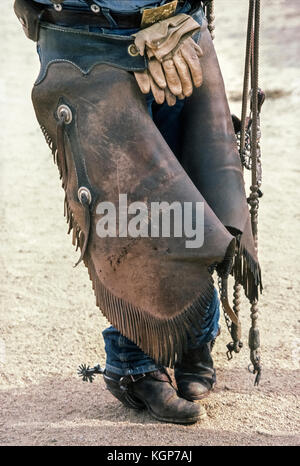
[{"x1": 105, "y1": 361, "x2": 159, "y2": 376}]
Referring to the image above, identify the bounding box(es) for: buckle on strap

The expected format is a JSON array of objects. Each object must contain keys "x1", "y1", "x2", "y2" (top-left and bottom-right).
[
  {"x1": 141, "y1": 0, "x2": 178, "y2": 28},
  {"x1": 119, "y1": 373, "x2": 146, "y2": 391}
]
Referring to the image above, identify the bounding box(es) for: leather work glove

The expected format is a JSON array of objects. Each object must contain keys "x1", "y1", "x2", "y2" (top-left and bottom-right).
[
  {"x1": 133, "y1": 14, "x2": 203, "y2": 106},
  {"x1": 134, "y1": 65, "x2": 184, "y2": 106}
]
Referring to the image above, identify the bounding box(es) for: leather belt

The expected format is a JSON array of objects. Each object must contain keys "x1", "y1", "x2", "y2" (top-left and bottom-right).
[
  {"x1": 42, "y1": 1, "x2": 199, "y2": 30},
  {"x1": 43, "y1": 8, "x2": 142, "y2": 29}
]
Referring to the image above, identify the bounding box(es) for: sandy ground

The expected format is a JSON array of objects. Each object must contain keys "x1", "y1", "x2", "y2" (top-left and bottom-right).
[{"x1": 0, "y1": 0, "x2": 299, "y2": 447}]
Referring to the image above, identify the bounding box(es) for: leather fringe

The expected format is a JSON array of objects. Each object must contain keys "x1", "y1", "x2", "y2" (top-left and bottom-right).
[
  {"x1": 232, "y1": 239, "x2": 263, "y2": 303},
  {"x1": 84, "y1": 250, "x2": 215, "y2": 367},
  {"x1": 40, "y1": 125, "x2": 83, "y2": 255},
  {"x1": 41, "y1": 125, "x2": 63, "y2": 184}
]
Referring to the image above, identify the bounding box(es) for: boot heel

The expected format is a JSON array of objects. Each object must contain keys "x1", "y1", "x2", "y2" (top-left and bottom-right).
[{"x1": 103, "y1": 374, "x2": 145, "y2": 410}]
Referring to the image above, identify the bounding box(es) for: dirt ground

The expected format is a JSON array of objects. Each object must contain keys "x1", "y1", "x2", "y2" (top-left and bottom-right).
[{"x1": 0, "y1": 0, "x2": 299, "y2": 447}]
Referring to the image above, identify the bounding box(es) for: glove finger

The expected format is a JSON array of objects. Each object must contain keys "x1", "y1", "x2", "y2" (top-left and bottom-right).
[
  {"x1": 165, "y1": 87, "x2": 177, "y2": 107},
  {"x1": 162, "y1": 59, "x2": 183, "y2": 96},
  {"x1": 173, "y1": 51, "x2": 193, "y2": 97},
  {"x1": 134, "y1": 70, "x2": 151, "y2": 94},
  {"x1": 193, "y1": 42, "x2": 204, "y2": 58},
  {"x1": 149, "y1": 75, "x2": 165, "y2": 105},
  {"x1": 183, "y1": 37, "x2": 203, "y2": 58},
  {"x1": 181, "y1": 44, "x2": 203, "y2": 88},
  {"x1": 134, "y1": 37, "x2": 146, "y2": 56},
  {"x1": 148, "y1": 58, "x2": 167, "y2": 89}
]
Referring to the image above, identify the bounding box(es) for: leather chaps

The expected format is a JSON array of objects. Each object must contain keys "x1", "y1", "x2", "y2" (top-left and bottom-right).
[{"x1": 31, "y1": 17, "x2": 262, "y2": 367}]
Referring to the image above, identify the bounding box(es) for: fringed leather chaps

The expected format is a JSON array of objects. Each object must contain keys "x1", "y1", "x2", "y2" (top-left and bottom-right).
[{"x1": 31, "y1": 18, "x2": 261, "y2": 367}]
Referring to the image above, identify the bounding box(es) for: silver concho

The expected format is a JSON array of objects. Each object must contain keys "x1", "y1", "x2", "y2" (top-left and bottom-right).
[
  {"x1": 57, "y1": 104, "x2": 73, "y2": 124},
  {"x1": 78, "y1": 187, "x2": 92, "y2": 205}
]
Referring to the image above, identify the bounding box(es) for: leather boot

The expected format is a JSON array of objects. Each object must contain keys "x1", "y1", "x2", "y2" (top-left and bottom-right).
[
  {"x1": 175, "y1": 341, "x2": 216, "y2": 401},
  {"x1": 103, "y1": 368, "x2": 206, "y2": 424}
]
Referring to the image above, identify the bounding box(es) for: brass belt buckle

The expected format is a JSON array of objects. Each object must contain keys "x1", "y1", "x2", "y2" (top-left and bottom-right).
[{"x1": 141, "y1": 0, "x2": 178, "y2": 28}]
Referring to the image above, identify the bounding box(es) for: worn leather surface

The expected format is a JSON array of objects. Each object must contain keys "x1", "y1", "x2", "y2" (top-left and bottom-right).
[
  {"x1": 181, "y1": 20, "x2": 250, "y2": 236},
  {"x1": 180, "y1": 18, "x2": 261, "y2": 301}
]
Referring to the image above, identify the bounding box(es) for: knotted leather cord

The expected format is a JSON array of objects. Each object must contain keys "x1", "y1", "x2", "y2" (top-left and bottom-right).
[
  {"x1": 204, "y1": 0, "x2": 215, "y2": 40},
  {"x1": 240, "y1": 0, "x2": 255, "y2": 157},
  {"x1": 238, "y1": 0, "x2": 263, "y2": 385},
  {"x1": 248, "y1": 0, "x2": 262, "y2": 386},
  {"x1": 207, "y1": 0, "x2": 263, "y2": 384}
]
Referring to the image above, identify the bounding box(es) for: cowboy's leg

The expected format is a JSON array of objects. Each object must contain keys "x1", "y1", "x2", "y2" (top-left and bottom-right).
[
  {"x1": 102, "y1": 291, "x2": 220, "y2": 378},
  {"x1": 102, "y1": 294, "x2": 219, "y2": 411},
  {"x1": 102, "y1": 325, "x2": 159, "y2": 377},
  {"x1": 170, "y1": 8, "x2": 260, "y2": 400},
  {"x1": 175, "y1": 288, "x2": 220, "y2": 400},
  {"x1": 84, "y1": 7, "x2": 222, "y2": 388},
  {"x1": 140, "y1": 5, "x2": 259, "y2": 402},
  {"x1": 103, "y1": 91, "x2": 221, "y2": 387},
  {"x1": 150, "y1": 91, "x2": 221, "y2": 400}
]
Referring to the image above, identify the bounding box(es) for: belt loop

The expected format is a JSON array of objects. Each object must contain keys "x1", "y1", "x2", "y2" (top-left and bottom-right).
[{"x1": 101, "y1": 7, "x2": 118, "y2": 29}]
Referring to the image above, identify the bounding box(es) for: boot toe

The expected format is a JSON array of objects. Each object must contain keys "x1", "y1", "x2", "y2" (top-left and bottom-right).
[
  {"x1": 129, "y1": 371, "x2": 207, "y2": 424},
  {"x1": 149, "y1": 393, "x2": 206, "y2": 424},
  {"x1": 177, "y1": 378, "x2": 214, "y2": 401}
]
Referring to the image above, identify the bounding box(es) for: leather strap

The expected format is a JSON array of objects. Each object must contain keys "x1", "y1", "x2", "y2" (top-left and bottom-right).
[
  {"x1": 119, "y1": 369, "x2": 172, "y2": 391},
  {"x1": 43, "y1": 1, "x2": 200, "y2": 30},
  {"x1": 44, "y1": 8, "x2": 141, "y2": 28}
]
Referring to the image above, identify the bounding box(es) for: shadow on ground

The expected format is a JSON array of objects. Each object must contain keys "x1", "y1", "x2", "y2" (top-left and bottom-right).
[{"x1": 0, "y1": 367, "x2": 299, "y2": 446}]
